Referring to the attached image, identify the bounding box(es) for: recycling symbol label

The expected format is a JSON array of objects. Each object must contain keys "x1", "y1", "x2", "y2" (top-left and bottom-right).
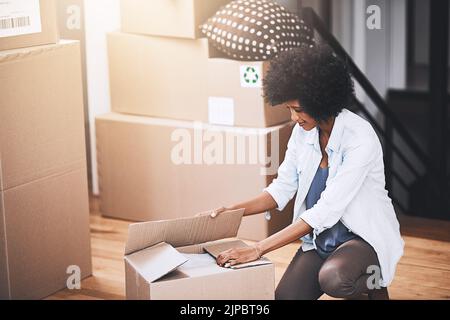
[
  {"x1": 244, "y1": 67, "x2": 259, "y2": 84},
  {"x1": 240, "y1": 65, "x2": 262, "y2": 88}
]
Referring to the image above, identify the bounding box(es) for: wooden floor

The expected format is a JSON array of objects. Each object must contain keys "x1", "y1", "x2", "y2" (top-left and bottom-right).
[{"x1": 47, "y1": 197, "x2": 450, "y2": 300}]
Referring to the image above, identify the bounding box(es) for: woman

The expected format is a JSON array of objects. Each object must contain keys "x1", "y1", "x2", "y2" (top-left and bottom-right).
[{"x1": 208, "y1": 44, "x2": 404, "y2": 300}]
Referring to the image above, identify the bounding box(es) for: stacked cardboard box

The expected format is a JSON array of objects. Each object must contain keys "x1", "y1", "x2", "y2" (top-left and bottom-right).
[
  {"x1": 107, "y1": 31, "x2": 291, "y2": 128},
  {"x1": 100, "y1": 0, "x2": 294, "y2": 241},
  {"x1": 0, "y1": 0, "x2": 59, "y2": 51},
  {"x1": 96, "y1": 113, "x2": 294, "y2": 241},
  {"x1": 0, "y1": 1, "x2": 91, "y2": 299}
]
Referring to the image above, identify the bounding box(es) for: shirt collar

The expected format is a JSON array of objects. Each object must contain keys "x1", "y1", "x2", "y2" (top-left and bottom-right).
[
  {"x1": 305, "y1": 126, "x2": 318, "y2": 146},
  {"x1": 305, "y1": 109, "x2": 346, "y2": 153},
  {"x1": 326, "y1": 110, "x2": 346, "y2": 153}
]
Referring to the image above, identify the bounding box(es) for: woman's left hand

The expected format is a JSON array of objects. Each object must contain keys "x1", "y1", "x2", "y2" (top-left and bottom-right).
[{"x1": 216, "y1": 246, "x2": 261, "y2": 267}]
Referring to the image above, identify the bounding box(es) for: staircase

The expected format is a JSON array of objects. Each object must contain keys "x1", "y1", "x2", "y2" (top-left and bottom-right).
[{"x1": 386, "y1": 90, "x2": 450, "y2": 219}]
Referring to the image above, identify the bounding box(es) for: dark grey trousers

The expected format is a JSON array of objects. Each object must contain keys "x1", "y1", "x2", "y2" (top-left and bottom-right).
[{"x1": 275, "y1": 238, "x2": 389, "y2": 300}]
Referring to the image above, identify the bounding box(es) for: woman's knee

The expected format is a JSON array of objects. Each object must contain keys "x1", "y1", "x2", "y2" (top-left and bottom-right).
[{"x1": 318, "y1": 263, "x2": 356, "y2": 298}]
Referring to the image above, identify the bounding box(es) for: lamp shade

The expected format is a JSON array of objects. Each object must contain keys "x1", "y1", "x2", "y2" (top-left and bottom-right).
[{"x1": 200, "y1": 0, "x2": 315, "y2": 61}]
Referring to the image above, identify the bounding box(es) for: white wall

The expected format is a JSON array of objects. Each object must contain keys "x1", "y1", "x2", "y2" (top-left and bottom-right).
[
  {"x1": 58, "y1": 0, "x2": 120, "y2": 195},
  {"x1": 83, "y1": 0, "x2": 121, "y2": 195},
  {"x1": 332, "y1": 0, "x2": 354, "y2": 54},
  {"x1": 389, "y1": 0, "x2": 407, "y2": 89},
  {"x1": 352, "y1": 0, "x2": 368, "y2": 102},
  {"x1": 301, "y1": 0, "x2": 322, "y2": 13},
  {"x1": 275, "y1": 0, "x2": 299, "y2": 13},
  {"x1": 331, "y1": 0, "x2": 406, "y2": 110}
]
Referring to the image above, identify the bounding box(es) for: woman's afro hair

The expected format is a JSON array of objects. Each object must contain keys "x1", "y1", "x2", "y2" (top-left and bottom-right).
[{"x1": 263, "y1": 43, "x2": 355, "y2": 121}]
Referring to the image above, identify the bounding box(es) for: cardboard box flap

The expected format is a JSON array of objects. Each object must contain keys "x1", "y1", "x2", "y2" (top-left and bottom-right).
[
  {"x1": 204, "y1": 240, "x2": 273, "y2": 270},
  {"x1": 95, "y1": 112, "x2": 287, "y2": 134},
  {"x1": 124, "y1": 242, "x2": 188, "y2": 283},
  {"x1": 0, "y1": 40, "x2": 78, "y2": 63},
  {"x1": 203, "y1": 239, "x2": 249, "y2": 258},
  {"x1": 125, "y1": 209, "x2": 245, "y2": 255}
]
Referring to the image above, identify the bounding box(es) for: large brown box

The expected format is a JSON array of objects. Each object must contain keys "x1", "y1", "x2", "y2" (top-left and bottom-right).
[
  {"x1": 124, "y1": 210, "x2": 275, "y2": 300},
  {"x1": 120, "y1": 0, "x2": 229, "y2": 39},
  {"x1": 107, "y1": 32, "x2": 290, "y2": 128},
  {"x1": 0, "y1": 41, "x2": 87, "y2": 190},
  {"x1": 96, "y1": 112, "x2": 294, "y2": 241},
  {"x1": 0, "y1": 0, "x2": 59, "y2": 51},
  {"x1": 0, "y1": 40, "x2": 91, "y2": 299}
]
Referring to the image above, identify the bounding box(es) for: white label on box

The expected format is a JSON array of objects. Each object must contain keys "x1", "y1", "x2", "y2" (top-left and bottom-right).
[
  {"x1": 0, "y1": 0, "x2": 42, "y2": 38},
  {"x1": 208, "y1": 97, "x2": 235, "y2": 126},
  {"x1": 240, "y1": 65, "x2": 262, "y2": 88}
]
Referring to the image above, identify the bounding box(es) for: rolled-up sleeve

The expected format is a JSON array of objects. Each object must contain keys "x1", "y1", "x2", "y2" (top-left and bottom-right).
[
  {"x1": 300, "y1": 134, "x2": 380, "y2": 234},
  {"x1": 264, "y1": 125, "x2": 299, "y2": 211}
]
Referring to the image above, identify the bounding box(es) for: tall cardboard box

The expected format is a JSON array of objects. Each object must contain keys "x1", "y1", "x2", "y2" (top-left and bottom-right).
[
  {"x1": 0, "y1": 41, "x2": 87, "y2": 190},
  {"x1": 96, "y1": 113, "x2": 294, "y2": 241},
  {"x1": 124, "y1": 209, "x2": 275, "y2": 300},
  {"x1": 120, "y1": 0, "x2": 229, "y2": 39},
  {"x1": 0, "y1": 40, "x2": 92, "y2": 299},
  {"x1": 107, "y1": 32, "x2": 291, "y2": 128},
  {"x1": 0, "y1": 0, "x2": 59, "y2": 51}
]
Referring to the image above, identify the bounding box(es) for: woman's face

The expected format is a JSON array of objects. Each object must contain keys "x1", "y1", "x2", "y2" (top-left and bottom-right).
[{"x1": 284, "y1": 100, "x2": 318, "y2": 131}]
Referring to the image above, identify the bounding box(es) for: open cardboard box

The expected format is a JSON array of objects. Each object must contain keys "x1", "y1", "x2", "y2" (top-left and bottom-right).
[{"x1": 124, "y1": 209, "x2": 275, "y2": 300}]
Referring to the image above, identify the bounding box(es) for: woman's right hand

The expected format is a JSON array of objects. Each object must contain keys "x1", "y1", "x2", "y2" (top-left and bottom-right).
[{"x1": 195, "y1": 207, "x2": 229, "y2": 219}]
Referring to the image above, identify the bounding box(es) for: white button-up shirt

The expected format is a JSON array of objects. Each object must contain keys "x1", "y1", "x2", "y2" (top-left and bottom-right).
[{"x1": 265, "y1": 109, "x2": 404, "y2": 287}]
